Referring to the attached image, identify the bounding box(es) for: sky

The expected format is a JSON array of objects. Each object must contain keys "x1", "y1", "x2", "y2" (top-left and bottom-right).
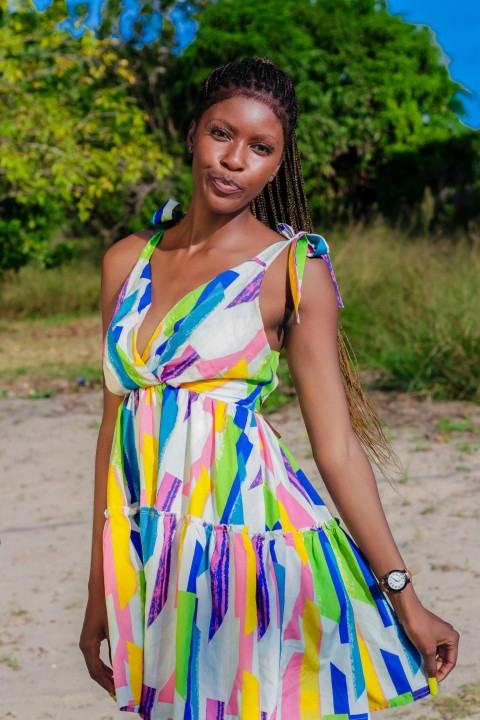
[
  {"x1": 387, "y1": 0, "x2": 480, "y2": 129},
  {"x1": 27, "y1": 0, "x2": 480, "y2": 130}
]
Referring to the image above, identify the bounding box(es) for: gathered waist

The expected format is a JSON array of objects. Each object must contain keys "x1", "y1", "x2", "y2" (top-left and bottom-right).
[
  {"x1": 119, "y1": 378, "x2": 272, "y2": 415},
  {"x1": 118, "y1": 382, "x2": 282, "y2": 439},
  {"x1": 103, "y1": 505, "x2": 338, "y2": 537}
]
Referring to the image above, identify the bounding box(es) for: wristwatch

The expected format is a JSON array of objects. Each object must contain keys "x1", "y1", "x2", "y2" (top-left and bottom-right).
[{"x1": 379, "y1": 568, "x2": 412, "y2": 594}]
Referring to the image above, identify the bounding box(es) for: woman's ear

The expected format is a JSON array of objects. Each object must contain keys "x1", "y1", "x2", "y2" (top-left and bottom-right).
[
  {"x1": 186, "y1": 120, "x2": 197, "y2": 153},
  {"x1": 271, "y1": 153, "x2": 285, "y2": 181}
]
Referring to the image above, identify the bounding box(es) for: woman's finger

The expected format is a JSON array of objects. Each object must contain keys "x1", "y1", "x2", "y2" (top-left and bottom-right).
[
  {"x1": 87, "y1": 654, "x2": 115, "y2": 693},
  {"x1": 80, "y1": 638, "x2": 115, "y2": 693},
  {"x1": 422, "y1": 645, "x2": 438, "y2": 683},
  {"x1": 437, "y1": 632, "x2": 460, "y2": 681},
  {"x1": 107, "y1": 635, "x2": 113, "y2": 667}
]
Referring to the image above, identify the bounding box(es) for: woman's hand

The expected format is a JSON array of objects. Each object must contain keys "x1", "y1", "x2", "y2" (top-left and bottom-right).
[
  {"x1": 391, "y1": 592, "x2": 460, "y2": 684},
  {"x1": 79, "y1": 592, "x2": 115, "y2": 694}
]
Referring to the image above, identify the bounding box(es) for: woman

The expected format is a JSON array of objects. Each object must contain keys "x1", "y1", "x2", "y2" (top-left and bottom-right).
[{"x1": 80, "y1": 57, "x2": 459, "y2": 719}]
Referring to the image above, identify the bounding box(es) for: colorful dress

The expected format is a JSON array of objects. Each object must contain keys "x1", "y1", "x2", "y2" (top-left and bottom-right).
[{"x1": 102, "y1": 199, "x2": 430, "y2": 720}]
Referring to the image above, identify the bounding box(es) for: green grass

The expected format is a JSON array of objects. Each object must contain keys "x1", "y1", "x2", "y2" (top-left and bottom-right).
[
  {"x1": 0, "y1": 654, "x2": 20, "y2": 670},
  {"x1": 456, "y1": 442, "x2": 479, "y2": 454},
  {"x1": 332, "y1": 227, "x2": 480, "y2": 401},
  {"x1": 415, "y1": 680, "x2": 480, "y2": 720},
  {"x1": 0, "y1": 259, "x2": 100, "y2": 319},
  {"x1": 1, "y1": 226, "x2": 479, "y2": 401},
  {"x1": 0, "y1": 315, "x2": 102, "y2": 396},
  {"x1": 436, "y1": 417, "x2": 478, "y2": 433}
]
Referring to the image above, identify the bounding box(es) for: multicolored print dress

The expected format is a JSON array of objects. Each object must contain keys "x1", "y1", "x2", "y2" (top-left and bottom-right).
[{"x1": 102, "y1": 199, "x2": 430, "y2": 720}]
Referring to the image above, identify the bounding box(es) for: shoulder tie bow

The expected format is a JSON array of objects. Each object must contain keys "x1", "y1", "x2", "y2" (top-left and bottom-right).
[
  {"x1": 277, "y1": 222, "x2": 344, "y2": 323},
  {"x1": 151, "y1": 198, "x2": 184, "y2": 227}
]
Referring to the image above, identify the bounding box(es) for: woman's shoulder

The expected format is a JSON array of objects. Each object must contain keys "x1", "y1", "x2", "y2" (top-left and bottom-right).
[
  {"x1": 102, "y1": 229, "x2": 156, "y2": 280},
  {"x1": 100, "y1": 230, "x2": 157, "y2": 323},
  {"x1": 248, "y1": 215, "x2": 291, "y2": 251}
]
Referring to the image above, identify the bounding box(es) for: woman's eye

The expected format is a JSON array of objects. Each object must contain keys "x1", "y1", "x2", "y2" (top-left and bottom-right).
[
  {"x1": 254, "y1": 143, "x2": 273, "y2": 155},
  {"x1": 210, "y1": 126, "x2": 229, "y2": 139}
]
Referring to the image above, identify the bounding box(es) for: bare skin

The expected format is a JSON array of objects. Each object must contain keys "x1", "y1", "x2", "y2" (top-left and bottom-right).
[{"x1": 80, "y1": 94, "x2": 459, "y2": 697}]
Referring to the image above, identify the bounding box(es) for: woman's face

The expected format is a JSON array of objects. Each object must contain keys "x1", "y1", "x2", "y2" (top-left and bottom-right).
[{"x1": 187, "y1": 94, "x2": 285, "y2": 215}]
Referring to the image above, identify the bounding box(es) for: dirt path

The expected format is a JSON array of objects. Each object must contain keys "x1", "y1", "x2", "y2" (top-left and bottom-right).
[{"x1": 0, "y1": 391, "x2": 478, "y2": 720}]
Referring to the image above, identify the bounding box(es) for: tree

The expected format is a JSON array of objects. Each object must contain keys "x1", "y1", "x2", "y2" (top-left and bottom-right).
[
  {"x1": 166, "y1": 0, "x2": 468, "y2": 223},
  {"x1": 0, "y1": 0, "x2": 174, "y2": 272}
]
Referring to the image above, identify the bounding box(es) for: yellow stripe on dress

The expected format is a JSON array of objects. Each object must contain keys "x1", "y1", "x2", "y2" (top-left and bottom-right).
[
  {"x1": 182, "y1": 359, "x2": 250, "y2": 396},
  {"x1": 126, "y1": 640, "x2": 143, "y2": 706},
  {"x1": 356, "y1": 622, "x2": 389, "y2": 710},
  {"x1": 213, "y1": 400, "x2": 228, "y2": 434},
  {"x1": 106, "y1": 467, "x2": 139, "y2": 609},
  {"x1": 240, "y1": 669, "x2": 261, "y2": 719},
  {"x1": 132, "y1": 327, "x2": 147, "y2": 367},
  {"x1": 141, "y1": 324, "x2": 163, "y2": 363},
  {"x1": 242, "y1": 526, "x2": 257, "y2": 635},
  {"x1": 288, "y1": 236, "x2": 308, "y2": 323},
  {"x1": 278, "y1": 499, "x2": 309, "y2": 564},
  {"x1": 181, "y1": 378, "x2": 227, "y2": 395},
  {"x1": 188, "y1": 465, "x2": 213, "y2": 516},
  {"x1": 300, "y1": 598, "x2": 322, "y2": 718},
  {"x1": 142, "y1": 432, "x2": 159, "y2": 507}
]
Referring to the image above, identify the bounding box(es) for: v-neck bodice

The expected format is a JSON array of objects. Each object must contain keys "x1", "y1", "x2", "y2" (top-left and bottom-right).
[
  {"x1": 102, "y1": 201, "x2": 343, "y2": 412},
  {"x1": 134, "y1": 233, "x2": 292, "y2": 363},
  {"x1": 104, "y1": 233, "x2": 291, "y2": 411}
]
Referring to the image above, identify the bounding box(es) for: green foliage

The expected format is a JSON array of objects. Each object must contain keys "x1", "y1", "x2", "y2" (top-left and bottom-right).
[
  {"x1": 436, "y1": 417, "x2": 477, "y2": 434},
  {"x1": 167, "y1": 0, "x2": 468, "y2": 222},
  {"x1": 335, "y1": 229, "x2": 480, "y2": 401},
  {"x1": 0, "y1": 0, "x2": 173, "y2": 272},
  {"x1": 1, "y1": 0, "x2": 478, "y2": 277},
  {"x1": 369, "y1": 132, "x2": 480, "y2": 231}
]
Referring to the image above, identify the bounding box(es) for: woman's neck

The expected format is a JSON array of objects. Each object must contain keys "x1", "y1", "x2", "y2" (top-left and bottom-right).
[{"x1": 174, "y1": 192, "x2": 255, "y2": 250}]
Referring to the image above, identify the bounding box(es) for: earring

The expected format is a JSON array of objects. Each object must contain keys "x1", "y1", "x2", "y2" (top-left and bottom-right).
[
  {"x1": 268, "y1": 174, "x2": 276, "y2": 183},
  {"x1": 187, "y1": 144, "x2": 193, "y2": 154}
]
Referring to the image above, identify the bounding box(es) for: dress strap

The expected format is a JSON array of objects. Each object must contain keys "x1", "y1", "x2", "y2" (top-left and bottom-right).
[
  {"x1": 277, "y1": 222, "x2": 344, "y2": 323},
  {"x1": 255, "y1": 237, "x2": 293, "y2": 267}
]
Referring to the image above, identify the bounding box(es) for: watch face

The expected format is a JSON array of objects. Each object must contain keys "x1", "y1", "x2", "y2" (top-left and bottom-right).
[{"x1": 387, "y1": 571, "x2": 407, "y2": 591}]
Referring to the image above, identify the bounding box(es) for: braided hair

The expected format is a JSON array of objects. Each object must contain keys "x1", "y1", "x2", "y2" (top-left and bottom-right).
[{"x1": 192, "y1": 57, "x2": 401, "y2": 480}]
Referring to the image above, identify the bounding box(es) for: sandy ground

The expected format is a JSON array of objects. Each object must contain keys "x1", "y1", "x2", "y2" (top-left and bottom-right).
[{"x1": 0, "y1": 390, "x2": 479, "y2": 720}]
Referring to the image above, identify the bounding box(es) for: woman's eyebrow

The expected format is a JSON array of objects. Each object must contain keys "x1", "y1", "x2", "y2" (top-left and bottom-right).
[{"x1": 209, "y1": 117, "x2": 278, "y2": 142}]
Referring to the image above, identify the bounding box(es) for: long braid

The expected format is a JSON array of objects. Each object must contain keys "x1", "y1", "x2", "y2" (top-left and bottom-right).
[
  {"x1": 192, "y1": 57, "x2": 402, "y2": 480},
  {"x1": 255, "y1": 135, "x2": 402, "y2": 480}
]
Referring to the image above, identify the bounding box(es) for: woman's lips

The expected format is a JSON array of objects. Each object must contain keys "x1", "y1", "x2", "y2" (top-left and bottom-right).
[{"x1": 209, "y1": 176, "x2": 242, "y2": 194}]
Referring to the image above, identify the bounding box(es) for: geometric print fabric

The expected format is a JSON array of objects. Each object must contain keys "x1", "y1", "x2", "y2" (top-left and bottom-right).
[{"x1": 102, "y1": 201, "x2": 430, "y2": 719}]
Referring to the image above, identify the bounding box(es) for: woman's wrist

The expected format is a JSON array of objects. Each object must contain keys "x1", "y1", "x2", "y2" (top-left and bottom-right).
[
  {"x1": 387, "y1": 583, "x2": 424, "y2": 621},
  {"x1": 87, "y1": 563, "x2": 105, "y2": 595}
]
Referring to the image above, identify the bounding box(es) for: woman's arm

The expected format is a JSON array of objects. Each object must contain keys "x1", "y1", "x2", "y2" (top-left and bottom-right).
[
  {"x1": 284, "y1": 256, "x2": 459, "y2": 684},
  {"x1": 79, "y1": 384, "x2": 122, "y2": 693},
  {"x1": 79, "y1": 231, "x2": 153, "y2": 692}
]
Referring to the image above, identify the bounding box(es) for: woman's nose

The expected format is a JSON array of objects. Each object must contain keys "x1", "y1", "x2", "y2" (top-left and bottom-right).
[{"x1": 220, "y1": 142, "x2": 245, "y2": 171}]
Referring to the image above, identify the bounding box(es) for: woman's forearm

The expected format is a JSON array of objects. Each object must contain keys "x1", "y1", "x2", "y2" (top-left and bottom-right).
[
  {"x1": 88, "y1": 393, "x2": 122, "y2": 593},
  {"x1": 315, "y1": 433, "x2": 424, "y2": 614}
]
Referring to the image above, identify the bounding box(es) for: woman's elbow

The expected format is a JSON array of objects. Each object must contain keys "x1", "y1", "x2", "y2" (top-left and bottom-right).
[{"x1": 312, "y1": 430, "x2": 363, "y2": 476}]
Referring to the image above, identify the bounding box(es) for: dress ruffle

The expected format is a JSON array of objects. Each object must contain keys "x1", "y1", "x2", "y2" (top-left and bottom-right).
[{"x1": 103, "y1": 505, "x2": 428, "y2": 719}]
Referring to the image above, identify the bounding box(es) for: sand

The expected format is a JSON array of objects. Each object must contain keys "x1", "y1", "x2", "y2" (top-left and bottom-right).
[{"x1": 0, "y1": 390, "x2": 478, "y2": 720}]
